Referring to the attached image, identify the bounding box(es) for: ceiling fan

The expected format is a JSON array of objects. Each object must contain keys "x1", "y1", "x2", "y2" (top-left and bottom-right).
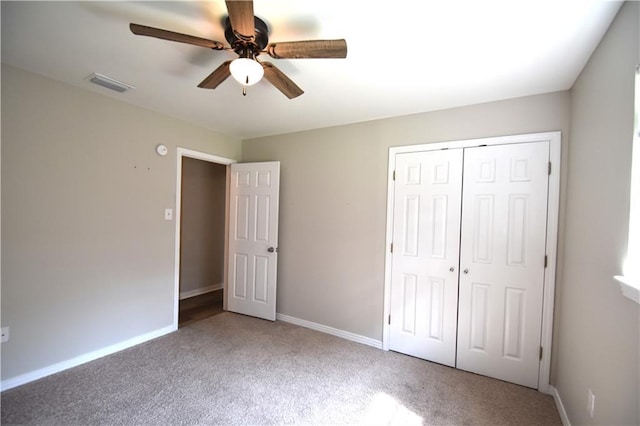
[{"x1": 130, "y1": 0, "x2": 347, "y2": 99}]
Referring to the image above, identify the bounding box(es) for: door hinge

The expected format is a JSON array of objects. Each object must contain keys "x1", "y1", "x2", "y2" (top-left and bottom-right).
[
  {"x1": 544, "y1": 255, "x2": 548, "y2": 268},
  {"x1": 539, "y1": 346, "x2": 543, "y2": 360},
  {"x1": 390, "y1": 243, "x2": 394, "y2": 253},
  {"x1": 393, "y1": 170, "x2": 396, "y2": 181},
  {"x1": 388, "y1": 315, "x2": 391, "y2": 325},
  {"x1": 548, "y1": 162, "x2": 552, "y2": 175}
]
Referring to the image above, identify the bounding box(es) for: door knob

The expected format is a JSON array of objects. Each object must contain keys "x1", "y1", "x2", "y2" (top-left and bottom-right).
[
  {"x1": 267, "y1": 247, "x2": 276, "y2": 253},
  {"x1": 449, "y1": 267, "x2": 455, "y2": 272},
  {"x1": 463, "y1": 269, "x2": 469, "y2": 274}
]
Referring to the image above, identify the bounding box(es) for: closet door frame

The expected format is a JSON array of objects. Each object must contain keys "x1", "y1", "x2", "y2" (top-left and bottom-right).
[{"x1": 382, "y1": 131, "x2": 561, "y2": 394}]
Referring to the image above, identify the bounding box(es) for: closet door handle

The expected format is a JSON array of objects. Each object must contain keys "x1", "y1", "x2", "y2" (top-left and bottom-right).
[
  {"x1": 463, "y1": 269, "x2": 469, "y2": 274},
  {"x1": 449, "y1": 267, "x2": 455, "y2": 272}
]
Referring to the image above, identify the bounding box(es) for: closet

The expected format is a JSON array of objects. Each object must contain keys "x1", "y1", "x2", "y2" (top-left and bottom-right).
[{"x1": 385, "y1": 132, "x2": 560, "y2": 390}]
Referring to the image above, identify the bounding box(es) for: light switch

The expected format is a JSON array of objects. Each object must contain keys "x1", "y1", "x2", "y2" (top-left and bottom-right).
[{"x1": 164, "y1": 208, "x2": 173, "y2": 220}]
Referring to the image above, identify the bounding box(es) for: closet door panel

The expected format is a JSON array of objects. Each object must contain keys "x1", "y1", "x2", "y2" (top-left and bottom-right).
[
  {"x1": 457, "y1": 142, "x2": 549, "y2": 388},
  {"x1": 389, "y1": 149, "x2": 463, "y2": 367}
]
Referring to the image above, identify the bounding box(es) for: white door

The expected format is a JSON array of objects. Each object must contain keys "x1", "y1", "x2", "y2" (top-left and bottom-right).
[
  {"x1": 389, "y1": 149, "x2": 463, "y2": 367},
  {"x1": 456, "y1": 142, "x2": 549, "y2": 388},
  {"x1": 227, "y1": 162, "x2": 280, "y2": 321}
]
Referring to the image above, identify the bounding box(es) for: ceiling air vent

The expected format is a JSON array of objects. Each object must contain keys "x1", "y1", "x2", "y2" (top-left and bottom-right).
[{"x1": 87, "y1": 72, "x2": 135, "y2": 93}]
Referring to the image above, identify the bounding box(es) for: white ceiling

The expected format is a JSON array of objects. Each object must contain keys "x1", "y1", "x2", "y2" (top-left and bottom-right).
[{"x1": 1, "y1": 1, "x2": 622, "y2": 140}]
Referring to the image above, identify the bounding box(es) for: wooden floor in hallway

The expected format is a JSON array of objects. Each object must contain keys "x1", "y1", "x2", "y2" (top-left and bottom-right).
[{"x1": 179, "y1": 289, "x2": 224, "y2": 327}]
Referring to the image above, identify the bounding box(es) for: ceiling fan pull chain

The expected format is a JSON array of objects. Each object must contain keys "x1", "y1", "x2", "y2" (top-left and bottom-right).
[{"x1": 242, "y1": 75, "x2": 249, "y2": 96}]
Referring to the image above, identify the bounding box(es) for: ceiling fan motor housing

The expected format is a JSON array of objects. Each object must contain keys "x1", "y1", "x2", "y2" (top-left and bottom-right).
[{"x1": 224, "y1": 16, "x2": 269, "y2": 57}]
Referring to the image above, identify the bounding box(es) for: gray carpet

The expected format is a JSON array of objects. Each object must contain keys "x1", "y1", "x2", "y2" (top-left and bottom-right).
[{"x1": 1, "y1": 312, "x2": 561, "y2": 425}]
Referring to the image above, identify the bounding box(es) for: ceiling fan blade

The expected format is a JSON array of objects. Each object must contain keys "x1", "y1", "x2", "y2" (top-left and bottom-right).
[
  {"x1": 198, "y1": 61, "x2": 232, "y2": 89},
  {"x1": 225, "y1": 0, "x2": 255, "y2": 40},
  {"x1": 266, "y1": 39, "x2": 347, "y2": 59},
  {"x1": 262, "y1": 62, "x2": 304, "y2": 99},
  {"x1": 130, "y1": 23, "x2": 225, "y2": 50}
]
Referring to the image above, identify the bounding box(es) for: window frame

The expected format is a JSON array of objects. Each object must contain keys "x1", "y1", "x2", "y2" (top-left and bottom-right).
[{"x1": 614, "y1": 64, "x2": 640, "y2": 304}]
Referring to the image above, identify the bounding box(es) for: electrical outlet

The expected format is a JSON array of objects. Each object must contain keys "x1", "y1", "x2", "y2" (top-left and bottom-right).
[
  {"x1": 587, "y1": 388, "x2": 595, "y2": 418},
  {"x1": 164, "y1": 208, "x2": 173, "y2": 221},
  {"x1": 1, "y1": 326, "x2": 9, "y2": 343}
]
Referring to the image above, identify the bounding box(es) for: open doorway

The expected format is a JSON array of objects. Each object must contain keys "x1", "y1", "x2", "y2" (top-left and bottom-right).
[{"x1": 173, "y1": 149, "x2": 236, "y2": 328}]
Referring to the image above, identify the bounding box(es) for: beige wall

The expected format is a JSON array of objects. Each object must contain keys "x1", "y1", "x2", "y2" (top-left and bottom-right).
[
  {"x1": 242, "y1": 91, "x2": 571, "y2": 343},
  {"x1": 555, "y1": 2, "x2": 639, "y2": 424},
  {"x1": 179, "y1": 157, "x2": 226, "y2": 295},
  {"x1": 1, "y1": 64, "x2": 241, "y2": 381}
]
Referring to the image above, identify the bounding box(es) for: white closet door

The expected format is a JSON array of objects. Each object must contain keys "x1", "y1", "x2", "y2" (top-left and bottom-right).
[
  {"x1": 389, "y1": 149, "x2": 463, "y2": 367},
  {"x1": 456, "y1": 142, "x2": 549, "y2": 388}
]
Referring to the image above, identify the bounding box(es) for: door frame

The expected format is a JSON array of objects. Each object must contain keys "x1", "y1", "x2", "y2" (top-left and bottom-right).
[
  {"x1": 173, "y1": 148, "x2": 237, "y2": 329},
  {"x1": 382, "y1": 131, "x2": 561, "y2": 393}
]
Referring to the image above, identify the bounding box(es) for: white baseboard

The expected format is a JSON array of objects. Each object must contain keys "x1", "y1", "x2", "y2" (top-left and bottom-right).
[
  {"x1": 1, "y1": 325, "x2": 175, "y2": 392},
  {"x1": 550, "y1": 385, "x2": 571, "y2": 426},
  {"x1": 179, "y1": 283, "x2": 222, "y2": 300},
  {"x1": 276, "y1": 313, "x2": 383, "y2": 350}
]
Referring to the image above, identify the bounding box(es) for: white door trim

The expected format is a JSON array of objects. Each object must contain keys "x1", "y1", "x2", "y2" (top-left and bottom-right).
[
  {"x1": 382, "y1": 131, "x2": 561, "y2": 393},
  {"x1": 173, "y1": 148, "x2": 236, "y2": 329}
]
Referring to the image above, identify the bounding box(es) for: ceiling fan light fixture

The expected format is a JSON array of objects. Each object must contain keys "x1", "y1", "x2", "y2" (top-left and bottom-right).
[{"x1": 230, "y1": 57, "x2": 264, "y2": 86}]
